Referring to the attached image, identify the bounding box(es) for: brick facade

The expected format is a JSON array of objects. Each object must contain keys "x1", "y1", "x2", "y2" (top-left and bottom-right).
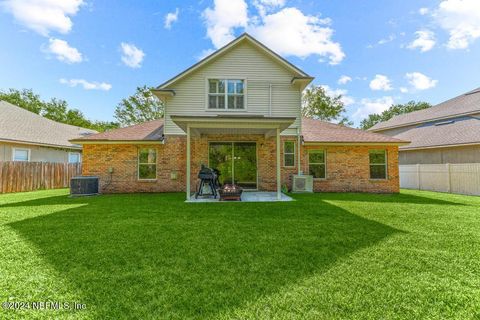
[{"x1": 82, "y1": 135, "x2": 399, "y2": 194}]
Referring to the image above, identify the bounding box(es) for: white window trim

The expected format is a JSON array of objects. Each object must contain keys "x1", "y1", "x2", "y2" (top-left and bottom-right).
[
  {"x1": 68, "y1": 152, "x2": 81, "y2": 163},
  {"x1": 308, "y1": 149, "x2": 327, "y2": 180},
  {"x1": 205, "y1": 78, "x2": 248, "y2": 112},
  {"x1": 369, "y1": 149, "x2": 388, "y2": 180},
  {"x1": 283, "y1": 141, "x2": 295, "y2": 167},
  {"x1": 138, "y1": 148, "x2": 157, "y2": 181},
  {"x1": 12, "y1": 147, "x2": 31, "y2": 162}
]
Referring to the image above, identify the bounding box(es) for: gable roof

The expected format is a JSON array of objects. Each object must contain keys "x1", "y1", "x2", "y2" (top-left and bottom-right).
[
  {"x1": 0, "y1": 100, "x2": 97, "y2": 149},
  {"x1": 155, "y1": 33, "x2": 313, "y2": 90},
  {"x1": 70, "y1": 119, "x2": 164, "y2": 144},
  {"x1": 302, "y1": 118, "x2": 408, "y2": 145},
  {"x1": 370, "y1": 87, "x2": 480, "y2": 132},
  {"x1": 393, "y1": 116, "x2": 480, "y2": 150}
]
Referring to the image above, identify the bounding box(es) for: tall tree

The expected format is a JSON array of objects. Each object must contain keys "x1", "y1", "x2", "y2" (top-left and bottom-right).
[
  {"x1": 114, "y1": 86, "x2": 165, "y2": 127},
  {"x1": 360, "y1": 101, "x2": 431, "y2": 130},
  {"x1": 301, "y1": 85, "x2": 352, "y2": 126},
  {"x1": 0, "y1": 88, "x2": 119, "y2": 132}
]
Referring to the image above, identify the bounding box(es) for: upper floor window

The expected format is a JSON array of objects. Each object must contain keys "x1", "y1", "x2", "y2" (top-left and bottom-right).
[
  {"x1": 208, "y1": 79, "x2": 244, "y2": 110},
  {"x1": 12, "y1": 148, "x2": 30, "y2": 161},
  {"x1": 369, "y1": 150, "x2": 387, "y2": 179}
]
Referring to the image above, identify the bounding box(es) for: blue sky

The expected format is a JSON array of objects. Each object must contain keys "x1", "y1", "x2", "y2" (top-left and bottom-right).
[{"x1": 1, "y1": 0, "x2": 479, "y2": 126}]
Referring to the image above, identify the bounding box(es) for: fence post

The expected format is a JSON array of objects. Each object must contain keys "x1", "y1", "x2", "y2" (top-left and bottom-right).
[
  {"x1": 446, "y1": 163, "x2": 451, "y2": 193},
  {"x1": 416, "y1": 164, "x2": 421, "y2": 190}
]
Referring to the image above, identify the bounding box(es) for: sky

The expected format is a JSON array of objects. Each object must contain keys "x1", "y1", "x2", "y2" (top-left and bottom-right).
[{"x1": 1, "y1": 0, "x2": 479, "y2": 127}]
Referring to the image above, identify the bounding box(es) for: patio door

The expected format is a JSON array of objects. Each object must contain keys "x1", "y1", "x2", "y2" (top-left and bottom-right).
[{"x1": 209, "y1": 142, "x2": 257, "y2": 189}]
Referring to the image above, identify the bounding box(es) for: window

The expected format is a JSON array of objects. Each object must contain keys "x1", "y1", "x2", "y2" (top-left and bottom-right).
[
  {"x1": 138, "y1": 148, "x2": 157, "y2": 180},
  {"x1": 12, "y1": 148, "x2": 30, "y2": 161},
  {"x1": 284, "y1": 141, "x2": 295, "y2": 167},
  {"x1": 208, "y1": 79, "x2": 244, "y2": 110},
  {"x1": 68, "y1": 152, "x2": 81, "y2": 163},
  {"x1": 308, "y1": 150, "x2": 326, "y2": 179},
  {"x1": 369, "y1": 150, "x2": 387, "y2": 179}
]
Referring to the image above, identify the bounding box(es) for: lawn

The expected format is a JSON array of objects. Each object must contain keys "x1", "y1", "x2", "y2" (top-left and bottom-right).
[{"x1": 0, "y1": 190, "x2": 479, "y2": 319}]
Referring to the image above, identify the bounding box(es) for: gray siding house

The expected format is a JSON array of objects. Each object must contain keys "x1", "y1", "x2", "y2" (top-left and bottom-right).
[
  {"x1": 369, "y1": 87, "x2": 480, "y2": 165},
  {"x1": 0, "y1": 101, "x2": 96, "y2": 163}
]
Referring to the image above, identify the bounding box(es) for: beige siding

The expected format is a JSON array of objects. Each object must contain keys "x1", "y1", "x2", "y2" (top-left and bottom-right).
[
  {"x1": 0, "y1": 142, "x2": 81, "y2": 163},
  {"x1": 164, "y1": 41, "x2": 302, "y2": 136},
  {"x1": 399, "y1": 145, "x2": 480, "y2": 164}
]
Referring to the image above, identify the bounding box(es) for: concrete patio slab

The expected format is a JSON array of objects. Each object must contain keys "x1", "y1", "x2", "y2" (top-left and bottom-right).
[{"x1": 186, "y1": 192, "x2": 293, "y2": 203}]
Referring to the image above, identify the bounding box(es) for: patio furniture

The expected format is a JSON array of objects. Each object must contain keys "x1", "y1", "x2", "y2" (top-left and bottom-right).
[
  {"x1": 195, "y1": 165, "x2": 218, "y2": 199},
  {"x1": 219, "y1": 184, "x2": 243, "y2": 201}
]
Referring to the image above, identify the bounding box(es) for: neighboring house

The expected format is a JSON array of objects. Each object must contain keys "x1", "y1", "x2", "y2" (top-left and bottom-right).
[
  {"x1": 369, "y1": 87, "x2": 480, "y2": 164},
  {"x1": 72, "y1": 33, "x2": 407, "y2": 198},
  {"x1": 0, "y1": 101, "x2": 96, "y2": 163}
]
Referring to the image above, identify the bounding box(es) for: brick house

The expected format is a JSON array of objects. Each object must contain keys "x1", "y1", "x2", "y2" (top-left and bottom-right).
[{"x1": 71, "y1": 33, "x2": 407, "y2": 199}]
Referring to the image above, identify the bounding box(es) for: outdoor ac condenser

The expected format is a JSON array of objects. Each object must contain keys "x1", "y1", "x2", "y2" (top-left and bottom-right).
[{"x1": 292, "y1": 175, "x2": 313, "y2": 193}]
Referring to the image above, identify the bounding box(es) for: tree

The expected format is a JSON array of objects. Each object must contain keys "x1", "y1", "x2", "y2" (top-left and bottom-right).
[
  {"x1": 301, "y1": 85, "x2": 353, "y2": 126},
  {"x1": 360, "y1": 101, "x2": 431, "y2": 130},
  {"x1": 114, "y1": 86, "x2": 164, "y2": 127},
  {"x1": 0, "y1": 88, "x2": 119, "y2": 132}
]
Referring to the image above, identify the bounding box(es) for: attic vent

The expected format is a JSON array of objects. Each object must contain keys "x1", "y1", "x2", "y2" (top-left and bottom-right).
[
  {"x1": 465, "y1": 89, "x2": 480, "y2": 96},
  {"x1": 434, "y1": 120, "x2": 455, "y2": 126}
]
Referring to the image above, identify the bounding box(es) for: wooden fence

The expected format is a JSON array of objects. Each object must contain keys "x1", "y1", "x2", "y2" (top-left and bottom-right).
[
  {"x1": 0, "y1": 161, "x2": 82, "y2": 194},
  {"x1": 400, "y1": 163, "x2": 480, "y2": 196}
]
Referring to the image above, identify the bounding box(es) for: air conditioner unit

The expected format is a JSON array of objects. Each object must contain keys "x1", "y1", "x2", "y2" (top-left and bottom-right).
[{"x1": 292, "y1": 175, "x2": 313, "y2": 193}]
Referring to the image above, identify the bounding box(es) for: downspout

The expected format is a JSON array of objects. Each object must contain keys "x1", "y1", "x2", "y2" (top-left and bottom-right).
[
  {"x1": 269, "y1": 84, "x2": 272, "y2": 116},
  {"x1": 297, "y1": 127, "x2": 301, "y2": 175}
]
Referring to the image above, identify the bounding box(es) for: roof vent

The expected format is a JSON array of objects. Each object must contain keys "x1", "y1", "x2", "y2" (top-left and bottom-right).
[
  {"x1": 434, "y1": 120, "x2": 455, "y2": 126},
  {"x1": 465, "y1": 89, "x2": 480, "y2": 96}
]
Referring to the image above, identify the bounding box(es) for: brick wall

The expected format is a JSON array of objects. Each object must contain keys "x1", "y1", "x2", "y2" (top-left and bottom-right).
[{"x1": 82, "y1": 136, "x2": 399, "y2": 194}]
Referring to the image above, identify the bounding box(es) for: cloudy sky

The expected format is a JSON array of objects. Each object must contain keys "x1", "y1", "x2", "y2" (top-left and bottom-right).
[{"x1": 1, "y1": 0, "x2": 479, "y2": 126}]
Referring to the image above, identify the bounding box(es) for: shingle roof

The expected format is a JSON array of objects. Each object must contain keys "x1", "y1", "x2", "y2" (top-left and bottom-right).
[
  {"x1": 0, "y1": 100, "x2": 97, "y2": 149},
  {"x1": 71, "y1": 119, "x2": 164, "y2": 142},
  {"x1": 394, "y1": 116, "x2": 480, "y2": 150},
  {"x1": 370, "y1": 87, "x2": 480, "y2": 131},
  {"x1": 302, "y1": 118, "x2": 408, "y2": 144}
]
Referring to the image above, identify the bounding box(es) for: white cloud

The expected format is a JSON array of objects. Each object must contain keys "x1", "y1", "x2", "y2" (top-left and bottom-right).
[
  {"x1": 406, "y1": 72, "x2": 438, "y2": 90},
  {"x1": 353, "y1": 96, "x2": 395, "y2": 121},
  {"x1": 201, "y1": 0, "x2": 345, "y2": 65},
  {"x1": 202, "y1": 0, "x2": 248, "y2": 48},
  {"x1": 60, "y1": 78, "x2": 112, "y2": 91},
  {"x1": 338, "y1": 75, "x2": 352, "y2": 85},
  {"x1": 434, "y1": 0, "x2": 480, "y2": 49},
  {"x1": 164, "y1": 8, "x2": 179, "y2": 29},
  {"x1": 45, "y1": 38, "x2": 82, "y2": 63},
  {"x1": 369, "y1": 74, "x2": 393, "y2": 91},
  {"x1": 321, "y1": 85, "x2": 355, "y2": 106},
  {"x1": 407, "y1": 30, "x2": 436, "y2": 52},
  {"x1": 400, "y1": 87, "x2": 409, "y2": 93},
  {"x1": 120, "y1": 42, "x2": 145, "y2": 68},
  {"x1": 197, "y1": 48, "x2": 215, "y2": 60},
  {"x1": 1, "y1": 0, "x2": 84, "y2": 36},
  {"x1": 248, "y1": 7, "x2": 345, "y2": 65},
  {"x1": 378, "y1": 34, "x2": 396, "y2": 45},
  {"x1": 419, "y1": 7, "x2": 430, "y2": 15}
]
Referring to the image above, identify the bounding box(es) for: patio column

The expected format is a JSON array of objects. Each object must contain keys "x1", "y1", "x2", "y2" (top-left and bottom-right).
[
  {"x1": 186, "y1": 125, "x2": 191, "y2": 200},
  {"x1": 276, "y1": 127, "x2": 281, "y2": 200}
]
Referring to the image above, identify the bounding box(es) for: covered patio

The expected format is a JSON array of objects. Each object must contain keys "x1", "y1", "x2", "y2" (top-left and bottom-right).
[{"x1": 170, "y1": 115, "x2": 297, "y2": 201}]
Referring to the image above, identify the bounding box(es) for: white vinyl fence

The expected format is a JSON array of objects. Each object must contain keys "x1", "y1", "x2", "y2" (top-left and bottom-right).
[{"x1": 399, "y1": 163, "x2": 480, "y2": 196}]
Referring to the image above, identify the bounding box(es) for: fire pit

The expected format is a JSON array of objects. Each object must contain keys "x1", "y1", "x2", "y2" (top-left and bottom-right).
[{"x1": 218, "y1": 184, "x2": 243, "y2": 201}]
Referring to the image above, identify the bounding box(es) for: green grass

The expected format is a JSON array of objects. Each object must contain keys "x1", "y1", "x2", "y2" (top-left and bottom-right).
[{"x1": 1, "y1": 189, "x2": 479, "y2": 319}]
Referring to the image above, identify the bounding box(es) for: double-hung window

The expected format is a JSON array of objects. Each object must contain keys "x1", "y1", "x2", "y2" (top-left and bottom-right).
[
  {"x1": 369, "y1": 150, "x2": 387, "y2": 179},
  {"x1": 208, "y1": 79, "x2": 244, "y2": 110},
  {"x1": 12, "y1": 148, "x2": 30, "y2": 161},
  {"x1": 308, "y1": 150, "x2": 326, "y2": 179},
  {"x1": 68, "y1": 152, "x2": 81, "y2": 163},
  {"x1": 284, "y1": 141, "x2": 295, "y2": 167},
  {"x1": 138, "y1": 148, "x2": 157, "y2": 180}
]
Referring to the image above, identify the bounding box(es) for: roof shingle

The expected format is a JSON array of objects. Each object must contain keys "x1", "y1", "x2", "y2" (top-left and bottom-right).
[
  {"x1": 0, "y1": 101, "x2": 97, "y2": 148},
  {"x1": 72, "y1": 119, "x2": 164, "y2": 142}
]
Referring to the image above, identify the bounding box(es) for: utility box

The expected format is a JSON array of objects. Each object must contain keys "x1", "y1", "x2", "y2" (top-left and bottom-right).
[{"x1": 70, "y1": 176, "x2": 99, "y2": 196}]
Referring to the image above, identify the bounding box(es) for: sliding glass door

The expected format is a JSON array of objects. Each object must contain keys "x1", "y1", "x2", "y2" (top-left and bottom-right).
[{"x1": 209, "y1": 142, "x2": 257, "y2": 189}]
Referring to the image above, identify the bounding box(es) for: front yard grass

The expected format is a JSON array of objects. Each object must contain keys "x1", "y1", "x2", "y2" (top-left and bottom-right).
[{"x1": 0, "y1": 189, "x2": 479, "y2": 319}]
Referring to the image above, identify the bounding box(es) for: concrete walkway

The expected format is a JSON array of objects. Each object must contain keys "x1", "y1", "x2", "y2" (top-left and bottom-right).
[{"x1": 186, "y1": 192, "x2": 293, "y2": 203}]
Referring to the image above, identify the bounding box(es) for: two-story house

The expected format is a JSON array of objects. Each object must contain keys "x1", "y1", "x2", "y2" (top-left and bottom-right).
[{"x1": 72, "y1": 34, "x2": 407, "y2": 199}]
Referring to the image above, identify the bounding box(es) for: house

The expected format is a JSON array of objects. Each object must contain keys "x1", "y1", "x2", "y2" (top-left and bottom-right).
[
  {"x1": 71, "y1": 33, "x2": 407, "y2": 198},
  {"x1": 0, "y1": 100, "x2": 96, "y2": 163},
  {"x1": 369, "y1": 87, "x2": 480, "y2": 164}
]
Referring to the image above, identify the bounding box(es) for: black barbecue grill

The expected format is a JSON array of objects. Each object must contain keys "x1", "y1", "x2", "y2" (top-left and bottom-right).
[{"x1": 195, "y1": 165, "x2": 220, "y2": 199}]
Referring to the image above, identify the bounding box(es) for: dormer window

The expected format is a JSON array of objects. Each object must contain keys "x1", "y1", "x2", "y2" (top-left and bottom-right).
[{"x1": 208, "y1": 79, "x2": 245, "y2": 110}]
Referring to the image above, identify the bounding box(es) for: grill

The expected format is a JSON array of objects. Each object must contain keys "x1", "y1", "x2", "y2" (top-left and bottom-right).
[{"x1": 195, "y1": 165, "x2": 220, "y2": 199}]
